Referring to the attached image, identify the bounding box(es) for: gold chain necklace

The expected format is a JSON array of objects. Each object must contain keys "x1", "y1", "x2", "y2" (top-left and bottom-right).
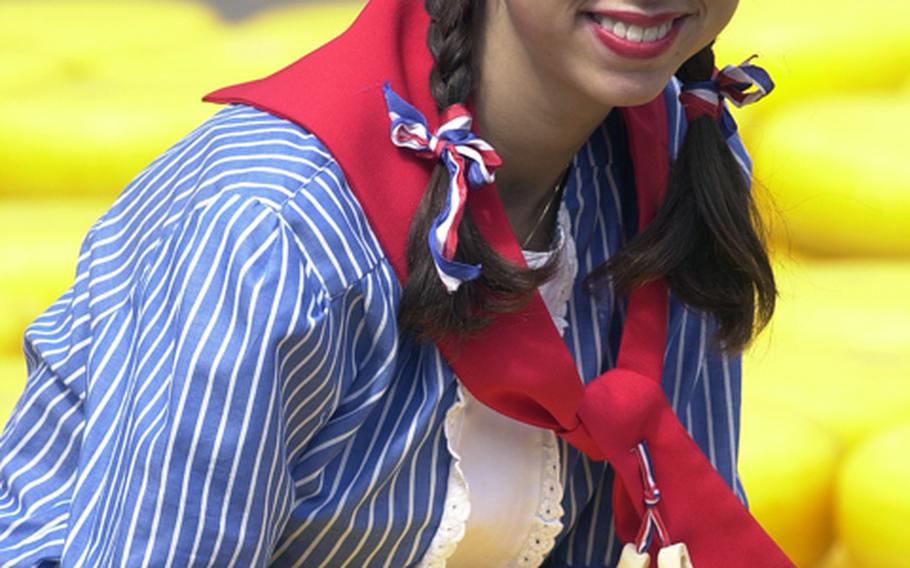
[{"x1": 521, "y1": 169, "x2": 568, "y2": 249}]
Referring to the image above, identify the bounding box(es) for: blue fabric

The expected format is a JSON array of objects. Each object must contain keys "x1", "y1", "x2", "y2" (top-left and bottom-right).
[{"x1": 0, "y1": 79, "x2": 752, "y2": 567}]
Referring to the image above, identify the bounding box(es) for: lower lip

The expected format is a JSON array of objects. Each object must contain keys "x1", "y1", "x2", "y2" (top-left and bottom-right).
[{"x1": 587, "y1": 15, "x2": 684, "y2": 59}]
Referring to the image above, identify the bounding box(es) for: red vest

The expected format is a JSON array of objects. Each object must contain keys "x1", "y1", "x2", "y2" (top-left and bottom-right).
[{"x1": 203, "y1": 1, "x2": 794, "y2": 565}]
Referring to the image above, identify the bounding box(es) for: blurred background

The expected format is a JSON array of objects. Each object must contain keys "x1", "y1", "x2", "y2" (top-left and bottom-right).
[{"x1": 0, "y1": 1, "x2": 908, "y2": 566}]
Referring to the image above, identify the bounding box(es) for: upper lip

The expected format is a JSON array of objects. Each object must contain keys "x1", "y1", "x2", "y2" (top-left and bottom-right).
[{"x1": 586, "y1": 9, "x2": 686, "y2": 27}]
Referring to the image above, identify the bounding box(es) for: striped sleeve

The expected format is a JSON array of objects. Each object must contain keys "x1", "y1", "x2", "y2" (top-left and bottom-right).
[
  {"x1": 0, "y1": 194, "x2": 308, "y2": 566},
  {"x1": 0, "y1": 356, "x2": 81, "y2": 567},
  {"x1": 0, "y1": 103, "x2": 393, "y2": 565}
]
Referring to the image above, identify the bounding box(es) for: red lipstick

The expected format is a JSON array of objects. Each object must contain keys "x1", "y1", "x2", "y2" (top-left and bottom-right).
[
  {"x1": 591, "y1": 10, "x2": 683, "y2": 27},
  {"x1": 586, "y1": 11, "x2": 686, "y2": 60}
]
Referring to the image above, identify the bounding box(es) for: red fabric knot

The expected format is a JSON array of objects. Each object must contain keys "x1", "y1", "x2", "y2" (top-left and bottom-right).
[
  {"x1": 556, "y1": 368, "x2": 676, "y2": 548},
  {"x1": 568, "y1": 368, "x2": 668, "y2": 460}
]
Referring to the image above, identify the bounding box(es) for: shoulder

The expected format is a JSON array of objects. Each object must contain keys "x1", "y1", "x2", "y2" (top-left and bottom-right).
[{"x1": 90, "y1": 103, "x2": 391, "y2": 300}]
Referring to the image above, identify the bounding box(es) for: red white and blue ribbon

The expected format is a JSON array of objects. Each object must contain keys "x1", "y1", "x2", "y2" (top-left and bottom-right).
[
  {"x1": 383, "y1": 82, "x2": 503, "y2": 293},
  {"x1": 679, "y1": 56, "x2": 775, "y2": 137},
  {"x1": 633, "y1": 441, "x2": 672, "y2": 554}
]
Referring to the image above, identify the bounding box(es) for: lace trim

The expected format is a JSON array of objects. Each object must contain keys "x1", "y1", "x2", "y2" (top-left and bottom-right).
[
  {"x1": 511, "y1": 204, "x2": 576, "y2": 567},
  {"x1": 511, "y1": 429, "x2": 566, "y2": 567},
  {"x1": 417, "y1": 385, "x2": 470, "y2": 568},
  {"x1": 420, "y1": 203, "x2": 577, "y2": 568}
]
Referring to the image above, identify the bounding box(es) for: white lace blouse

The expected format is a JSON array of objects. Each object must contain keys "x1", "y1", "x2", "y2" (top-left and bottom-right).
[{"x1": 419, "y1": 203, "x2": 579, "y2": 568}]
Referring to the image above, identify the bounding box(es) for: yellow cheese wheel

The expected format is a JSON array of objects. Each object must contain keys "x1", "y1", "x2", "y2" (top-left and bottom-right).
[
  {"x1": 715, "y1": 0, "x2": 910, "y2": 131},
  {"x1": 0, "y1": 199, "x2": 112, "y2": 356},
  {"x1": 126, "y1": 1, "x2": 365, "y2": 92},
  {"x1": 99, "y1": 1, "x2": 366, "y2": 104},
  {"x1": 744, "y1": 259, "x2": 910, "y2": 448},
  {"x1": 0, "y1": 2, "x2": 369, "y2": 199},
  {"x1": 89, "y1": 28, "x2": 337, "y2": 106},
  {"x1": 82, "y1": 1, "x2": 365, "y2": 98},
  {"x1": 739, "y1": 399, "x2": 840, "y2": 568},
  {"x1": 836, "y1": 422, "x2": 910, "y2": 568},
  {"x1": 747, "y1": 95, "x2": 910, "y2": 257},
  {"x1": 0, "y1": 51, "x2": 74, "y2": 95},
  {"x1": 241, "y1": 1, "x2": 364, "y2": 49},
  {"x1": 0, "y1": 82, "x2": 223, "y2": 198},
  {"x1": 0, "y1": 0, "x2": 222, "y2": 66},
  {"x1": 0, "y1": 357, "x2": 28, "y2": 429}
]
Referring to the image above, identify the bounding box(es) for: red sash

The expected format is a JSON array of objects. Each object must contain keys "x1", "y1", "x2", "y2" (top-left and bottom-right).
[{"x1": 202, "y1": 0, "x2": 794, "y2": 565}]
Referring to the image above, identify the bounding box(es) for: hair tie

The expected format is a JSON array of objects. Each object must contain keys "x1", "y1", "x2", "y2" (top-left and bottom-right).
[
  {"x1": 679, "y1": 56, "x2": 775, "y2": 137},
  {"x1": 383, "y1": 82, "x2": 502, "y2": 293}
]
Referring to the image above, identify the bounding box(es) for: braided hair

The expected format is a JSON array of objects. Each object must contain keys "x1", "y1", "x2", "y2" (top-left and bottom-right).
[
  {"x1": 398, "y1": 4, "x2": 776, "y2": 353},
  {"x1": 398, "y1": 0, "x2": 560, "y2": 342}
]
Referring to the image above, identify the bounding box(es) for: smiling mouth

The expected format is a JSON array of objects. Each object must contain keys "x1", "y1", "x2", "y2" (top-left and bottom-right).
[
  {"x1": 584, "y1": 10, "x2": 688, "y2": 58},
  {"x1": 590, "y1": 14, "x2": 677, "y2": 43}
]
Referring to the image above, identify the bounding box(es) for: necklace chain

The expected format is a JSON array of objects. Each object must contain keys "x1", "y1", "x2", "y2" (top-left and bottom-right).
[{"x1": 521, "y1": 169, "x2": 568, "y2": 249}]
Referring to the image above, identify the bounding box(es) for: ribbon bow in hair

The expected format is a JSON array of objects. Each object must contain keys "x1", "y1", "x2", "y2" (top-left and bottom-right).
[
  {"x1": 383, "y1": 82, "x2": 503, "y2": 293},
  {"x1": 679, "y1": 56, "x2": 775, "y2": 137}
]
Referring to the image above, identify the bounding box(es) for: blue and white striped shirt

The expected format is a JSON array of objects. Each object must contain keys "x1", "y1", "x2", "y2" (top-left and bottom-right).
[{"x1": 0, "y1": 79, "x2": 751, "y2": 567}]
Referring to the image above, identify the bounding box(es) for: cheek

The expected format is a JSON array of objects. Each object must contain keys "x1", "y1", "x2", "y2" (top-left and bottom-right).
[
  {"x1": 708, "y1": 0, "x2": 740, "y2": 36},
  {"x1": 502, "y1": 0, "x2": 577, "y2": 45}
]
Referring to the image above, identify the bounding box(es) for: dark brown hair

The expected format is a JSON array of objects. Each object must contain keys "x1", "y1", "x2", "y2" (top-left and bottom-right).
[
  {"x1": 398, "y1": 1, "x2": 776, "y2": 353},
  {"x1": 397, "y1": 0, "x2": 560, "y2": 341}
]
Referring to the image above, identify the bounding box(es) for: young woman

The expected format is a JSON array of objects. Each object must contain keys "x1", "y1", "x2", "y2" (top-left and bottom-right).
[{"x1": 0, "y1": 0, "x2": 790, "y2": 566}]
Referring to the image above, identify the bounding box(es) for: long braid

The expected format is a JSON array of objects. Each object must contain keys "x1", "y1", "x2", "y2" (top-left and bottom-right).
[
  {"x1": 426, "y1": 0, "x2": 474, "y2": 110},
  {"x1": 398, "y1": 0, "x2": 559, "y2": 342}
]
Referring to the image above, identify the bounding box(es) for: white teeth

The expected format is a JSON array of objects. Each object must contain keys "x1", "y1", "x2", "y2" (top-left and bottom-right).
[
  {"x1": 595, "y1": 15, "x2": 675, "y2": 43},
  {"x1": 613, "y1": 20, "x2": 627, "y2": 37}
]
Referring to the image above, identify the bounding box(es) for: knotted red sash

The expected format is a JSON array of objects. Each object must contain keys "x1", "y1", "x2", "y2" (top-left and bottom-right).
[{"x1": 202, "y1": 0, "x2": 794, "y2": 565}]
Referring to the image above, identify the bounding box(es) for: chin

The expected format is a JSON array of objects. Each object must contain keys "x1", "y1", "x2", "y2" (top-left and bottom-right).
[{"x1": 585, "y1": 70, "x2": 675, "y2": 108}]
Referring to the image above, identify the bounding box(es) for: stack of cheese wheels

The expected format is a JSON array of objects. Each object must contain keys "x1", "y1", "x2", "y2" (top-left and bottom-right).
[
  {"x1": 714, "y1": 0, "x2": 910, "y2": 259},
  {"x1": 0, "y1": 1, "x2": 225, "y2": 199},
  {"x1": 743, "y1": 259, "x2": 910, "y2": 566},
  {"x1": 85, "y1": 1, "x2": 366, "y2": 118},
  {"x1": 0, "y1": 1, "x2": 367, "y2": 201},
  {"x1": 837, "y1": 422, "x2": 910, "y2": 568},
  {"x1": 747, "y1": 93, "x2": 910, "y2": 257},
  {"x1": 744, "y1": 259, "x2": 910, "y2": 449},
  {"x1": 0, "y1": 1, "x2": 227, "y2": 199},
  {"x1": 0, "y1": 0, "x2": 223, "y2": 103},
  {"x1": 738, "y1": 398, "x2": 840, "y2": 567},
  {"x1": 0, "y1": 85, "x2": 226, "y2": 199},
  {"x1": 714, "y1": 0, "x2": 910, "y2": 134},
  {"x1": 0, "y1": 0, "x2": 222, "y2": 66},
  {"x1": 238, "y1": 1, "x2": 364, "y2": 57}
]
